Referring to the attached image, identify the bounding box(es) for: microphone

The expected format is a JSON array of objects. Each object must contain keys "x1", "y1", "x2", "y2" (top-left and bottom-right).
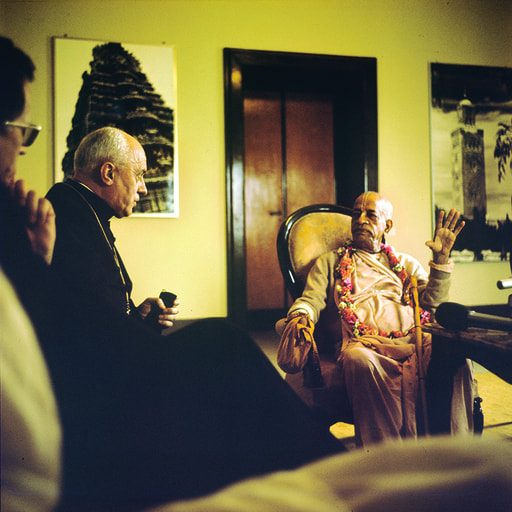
[
  {"x1": 435, "y1": 302, "x2": 512, "y2": 332},
  {"x1": 497, "y1": 278, "x2": 512, "y2": 290}
]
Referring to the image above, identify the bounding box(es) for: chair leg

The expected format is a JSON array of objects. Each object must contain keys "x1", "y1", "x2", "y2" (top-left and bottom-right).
[{"x1": 473, "y1": 396, "x2": 484, "y2": 435}]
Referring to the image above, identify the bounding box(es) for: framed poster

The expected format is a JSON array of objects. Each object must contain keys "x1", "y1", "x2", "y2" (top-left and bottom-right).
[
  {"x1": 430, "y1": 63, "x2": 512, "y2": 262},
  {"x1": 53, "y1": 37, "x2": 178, "y2": 217}
]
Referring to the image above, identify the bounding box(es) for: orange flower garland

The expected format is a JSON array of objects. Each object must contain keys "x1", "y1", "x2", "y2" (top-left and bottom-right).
[{"x1": 334, "y1": 242, "x2": 430, "y2": 339}]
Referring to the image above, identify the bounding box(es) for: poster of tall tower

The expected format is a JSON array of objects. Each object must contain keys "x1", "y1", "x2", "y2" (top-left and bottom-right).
[
  {"x1": 430, "y1": 63, "x2": 512, "y2": 262},
  {"x1": 53, "y1": 37, "x2": 178, "y2": 217},
  {"x1": 450, "y1": 97, "x2": 486, "y2": 218}
]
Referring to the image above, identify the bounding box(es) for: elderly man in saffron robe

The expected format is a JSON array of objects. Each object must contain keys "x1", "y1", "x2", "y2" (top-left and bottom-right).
[{"x1": 278, "y1": 191, "x2": 473, "y2": 447}]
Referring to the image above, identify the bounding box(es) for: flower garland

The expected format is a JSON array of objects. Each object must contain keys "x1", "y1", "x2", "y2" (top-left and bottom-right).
[{"x1": 334, "y1": 242, "x2": 431, "y2": 339}]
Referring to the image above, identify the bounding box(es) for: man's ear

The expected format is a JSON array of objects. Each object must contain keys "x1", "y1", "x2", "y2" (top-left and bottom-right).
[
  {"x1": 385, "y1": 219, "x2": 393, "y2": 233},
  {"x1": 100, "y1": 162, "x2": 115, "y2": 186}
]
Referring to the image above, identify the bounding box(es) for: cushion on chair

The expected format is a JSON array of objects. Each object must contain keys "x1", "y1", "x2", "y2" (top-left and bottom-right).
[{"x1": 288, "y1": 211, "x2": 352, "y2": 288}]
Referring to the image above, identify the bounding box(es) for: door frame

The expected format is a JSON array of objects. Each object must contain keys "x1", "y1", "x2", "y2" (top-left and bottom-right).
[{"x1": 224, "y1": 48, "x2": 378, "y2": 327}]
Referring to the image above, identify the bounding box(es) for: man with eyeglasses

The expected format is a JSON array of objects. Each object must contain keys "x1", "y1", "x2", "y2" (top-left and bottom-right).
[
  {"x1": 0, "y1": 39, "x2": 54, "y2": 265},
  {"x1": 45, "y1": 126, "x2": 178, "y2": 329},
  {"x1": 0, "y1": 121, "x2": 52, "y2": 264},
  {"x1": 0, "y1": 35, "x2": 62, "y2": 512}
]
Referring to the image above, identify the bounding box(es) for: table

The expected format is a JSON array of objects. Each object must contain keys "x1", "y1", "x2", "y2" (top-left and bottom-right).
[
  {"x1": 424, "y1": 323, "x2": 512, "y2": 385},
  {"x1": 423, "y1": 322, "x2": 512, "y2": 434}
]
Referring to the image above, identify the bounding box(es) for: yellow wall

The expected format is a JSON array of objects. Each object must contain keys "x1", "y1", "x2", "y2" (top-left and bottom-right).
[{"x1": 2, "y1": 0, "x2": 511, "y2": 318}]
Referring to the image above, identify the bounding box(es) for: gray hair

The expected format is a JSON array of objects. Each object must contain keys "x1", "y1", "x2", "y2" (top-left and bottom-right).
[
  {"x1": 73, "y1": 126, "x2": 130, "y2": 178},
  {"x1": 377, "y1": 195, "x2": 393, "y2": 221}
]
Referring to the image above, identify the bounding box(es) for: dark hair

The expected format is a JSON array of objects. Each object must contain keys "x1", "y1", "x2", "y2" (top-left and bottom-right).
[{"x1": 0, "y1": 36, "x2": 35, "y2": 126}]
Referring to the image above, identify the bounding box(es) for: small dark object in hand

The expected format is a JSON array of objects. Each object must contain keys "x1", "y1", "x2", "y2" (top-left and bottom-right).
[{"x1": 146, "y1": 290, "x2": 177, "y2": 331}]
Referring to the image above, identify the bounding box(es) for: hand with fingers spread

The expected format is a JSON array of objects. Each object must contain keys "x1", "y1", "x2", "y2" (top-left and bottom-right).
[
  {"x1": 14, "y1": 179, "x2": 56, "y2": 265},
  {"x1": 425, "y1": 208, "x2": 465, "y2": 264}
]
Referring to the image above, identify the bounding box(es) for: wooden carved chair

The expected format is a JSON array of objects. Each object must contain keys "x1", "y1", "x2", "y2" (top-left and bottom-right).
[{"x1": 276, "y1": 204, "x2": 354, "y2": 425}]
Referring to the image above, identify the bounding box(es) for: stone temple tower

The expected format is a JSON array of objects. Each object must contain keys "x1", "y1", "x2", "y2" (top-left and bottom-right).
[
  {"x1": 62, "y1": 42, "x2": 175, "y2": 214},
  {"x1": 450, "y1": 96, "x2": 486, "y2": 219}
]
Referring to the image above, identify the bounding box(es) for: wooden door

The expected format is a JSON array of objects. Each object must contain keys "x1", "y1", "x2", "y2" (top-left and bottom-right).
[
  {"x1": 244, "y1": 91, "x2": 284, "y2": 311},
  {"x1": 244, "y1": 90, "x2": 335, "y2": 319},
  {"x1": 224, "y1": 49, "x2": 378, "y2": 328},
  {"x1": 285, "y1": 92, "x2": 336, "y2": 212}
]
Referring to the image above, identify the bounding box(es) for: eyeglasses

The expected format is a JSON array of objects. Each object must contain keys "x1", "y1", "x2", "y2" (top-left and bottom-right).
[{"x1": 4, "y1": 121, "x2": 42, "y2": 147}]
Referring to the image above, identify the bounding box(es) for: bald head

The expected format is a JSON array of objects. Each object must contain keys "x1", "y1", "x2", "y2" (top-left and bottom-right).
[
  {"x1": 73, "y1": 127, "x2": 136, "y2": 181},
  {"x1": 73, "y1": 127, "x2": 147, "y2": 217},
  {"x1": 351, "y1": 191, "x2": 393, "y2": 252}
]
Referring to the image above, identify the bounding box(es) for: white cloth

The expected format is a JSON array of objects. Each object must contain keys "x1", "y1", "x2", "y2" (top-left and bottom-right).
[
  {"x1": 0, "y1": 269, "x2": 62, "y2": 512},
  {"x1": 144, "y1": 435, "x2": 512, "y2": 512}
]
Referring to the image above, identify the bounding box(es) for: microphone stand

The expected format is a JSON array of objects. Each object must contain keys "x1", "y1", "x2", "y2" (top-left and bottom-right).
[{"x1": 410, "y1": 276, "x2": 429, "y2": 436}]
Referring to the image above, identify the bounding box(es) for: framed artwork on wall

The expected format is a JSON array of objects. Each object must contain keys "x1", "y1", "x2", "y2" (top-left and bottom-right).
[
  {"x1": 430, "y1": 62, "x2": 512, "y2": 263},
  {"x1": 53, "y1": 36, "x2": 178, "y2": 217}
]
